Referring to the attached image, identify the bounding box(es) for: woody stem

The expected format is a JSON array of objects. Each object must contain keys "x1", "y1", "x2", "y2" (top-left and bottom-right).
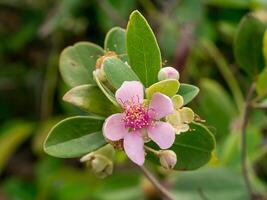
[{"x1": 139, "y1": 165, "x2": 176, "y2": 200}]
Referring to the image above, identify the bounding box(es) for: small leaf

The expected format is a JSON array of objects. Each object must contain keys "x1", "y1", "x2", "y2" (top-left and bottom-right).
[
  {"x1": 256, "y1": 67, "x2": 267, "y2": 98},
  {"x1": 177, "y1": 83, "x2": 199, "y2": 105},
  {"x1": 104, "y1": 27, "x2": 128, "y2": 62},
  {"x1": 234, "y1": 14, "x2": 266, "y2": 76},
  {"x1": 172, "y1": 168, "x2": 249, "y2": 200},
  {"x1": 93, "y1": 71, "x2": 120, "y2": 107},
  {"x1": 145, "y1": 79, "x2": 180, "y2": 99},
  {"x1": 126, "y1": 10, "x2": 161, "y2": 87},
  {"x1": 103, "y1": 57, "x2": 140, "y2": 89},
  {"x1": 60, "y1": 42, "x2": 104, "y2": 87},
  {"x1": 171, "y1": 123, "x2": 215, "y2": 170},
  {"x1": 44, "y1": 116, "x2": 107, "y2": 158},
  {"x1": 63, "y1": 84, "x2": 119, "y2": 116},
  {"x1": 198, "y1": 79, "x2": 237, "y2": 139}
]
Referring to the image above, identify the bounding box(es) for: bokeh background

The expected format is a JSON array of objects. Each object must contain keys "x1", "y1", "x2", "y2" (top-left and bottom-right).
[{"x1": 1, "y1": 0, "x2": 267, "y2": 199}]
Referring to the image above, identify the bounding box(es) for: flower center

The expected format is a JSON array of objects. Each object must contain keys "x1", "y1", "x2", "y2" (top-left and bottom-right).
[{"x1": 122, "y1": 102, "x2": 151, "y2": 131}]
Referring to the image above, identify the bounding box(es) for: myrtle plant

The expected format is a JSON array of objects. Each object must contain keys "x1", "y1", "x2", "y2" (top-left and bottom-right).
[{"x1": 43, "y1": 10, "x2": 216, "y2": 198}]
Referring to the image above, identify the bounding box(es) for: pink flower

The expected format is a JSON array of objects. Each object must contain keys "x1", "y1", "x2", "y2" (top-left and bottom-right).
[{"x1": 103, "y1": 81, "x2": 175, "y2": 165}]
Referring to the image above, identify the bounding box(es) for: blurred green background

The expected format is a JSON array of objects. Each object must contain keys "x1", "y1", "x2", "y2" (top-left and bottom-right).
[{"x1": 1, "y1": 0, "x2": 267, "y2": 199}]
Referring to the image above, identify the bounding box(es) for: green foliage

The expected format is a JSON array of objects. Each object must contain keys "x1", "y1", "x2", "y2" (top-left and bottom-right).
[
  {"x1": 0, "y1": 121, "x2": 34, "y2": 174},
  {"x1": 145, "y1": 79, "x2": 180, "y2": 99},
  {"x1": 126, "y1": 10, "x2": 161, "y2": 87},
  {"x1": 256, "y1": 67, "x2": 267, "y2": 98},
  {"x1": 104, "y1": 27, "x2": 128, "y2": 62},
  {"x1": 63, "y1": 84, "x2": 119, "y2": 116},
  {"x1": 198, "y1": 79, "x2": 237, "y2": 139},
  {"x1": 44, "y1": 116, "x2": 106, "y2": 158},
  {"x1": 60, "y1": 42, "x2": 104, "y2": 87},
  {"x1": 178, "y1": 83, "x2": 200, "y2": 105},
  {"x1": 172, "y1": 168, "x2": 248, "y2": 200},
  {"x1": 103, "y1": 57, "x2": 140, "y2": 89},
  {"x1": 93, "y1": 71, "x2": 120, "y2": 107},
  {"x1": 171, "y1": 123, "x2": 215, "y2": 170},
  {"x1": 234, "y1": 14, "x2": 266, "y2": 76}
]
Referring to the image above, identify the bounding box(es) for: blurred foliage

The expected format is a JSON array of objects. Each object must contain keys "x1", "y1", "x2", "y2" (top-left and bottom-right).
[{"x1": 1, "y1": 0, "x2": 267, "y2": 199}]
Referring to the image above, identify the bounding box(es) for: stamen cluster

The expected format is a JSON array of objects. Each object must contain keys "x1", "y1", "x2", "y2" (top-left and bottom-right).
[{"x1": 122, "y1": 102, "x2": 151, "y2": 130}]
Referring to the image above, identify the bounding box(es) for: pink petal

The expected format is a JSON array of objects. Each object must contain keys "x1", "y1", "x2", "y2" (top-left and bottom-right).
[
  {"x1": 149, "y1": 93, "x2": 174, "y2": 120},
  {"x1": 115, "y1": 81, "x2": 144, "y2": 106},
  {"x1": 103, "y1": 113, "x2": 128, "y2": 141},
  {"x1": 123, "y1": 131, "x2": 145, "y2": 165},
  {"x1": 147, "y1": 122, "x2": 175, "y2": 149}
]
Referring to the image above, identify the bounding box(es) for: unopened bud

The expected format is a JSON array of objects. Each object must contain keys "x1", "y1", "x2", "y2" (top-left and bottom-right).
[
  {"x1": 95, "y1": 51, "x2": 117, "y2": 69},
  {"x1": 80, "y1": 144, "x2": 115, "y2": 178},
  {"x1": 159, "y1": 150, "x2": 177, "y2": 170},
  {"x1": 158, "y1": 67, "x2": 179, "y2": 81}
]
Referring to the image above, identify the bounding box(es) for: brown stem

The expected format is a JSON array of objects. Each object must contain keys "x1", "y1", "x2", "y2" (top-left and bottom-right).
[
  {"x1": 139, "y1": 165, "x2": 175, "y2": 200},
  {"x1": 241, "y1": 83, "x2": 256, "y2": 199}
]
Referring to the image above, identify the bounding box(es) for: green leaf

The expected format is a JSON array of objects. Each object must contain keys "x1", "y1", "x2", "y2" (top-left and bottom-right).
[
  {"x1": 145, "y1": 79, "x2": 180, "y2": 99},
  {"x1": 178, "y1": 83, "x2": 199, "y2": 105},
  {"x1": 126, "y1": 10, "x2": 161, "y2": 87},
  {"x1": 172, "y1": 168, "x2": 249, "y2": 200},
  {"x1": 44, "y1": 116, "x2": 107, "y2": 158},
  {"x1": 263, "y1": 30, "x2": 267, "y2": 64},
  {"x1": 198, "y1": 79, "x2": 237, "y2": 140},
  {"x1": 60, "y1": 42, "x2": 104, "y2": 87},
  {"x1": 171, "y1": 123, "x2": 215, "y2": 170},
  {"x1": 103, "y1": 57, "x2": 140, "y2": 89},
  {"x1": 93, "y1": 71, "x2": 120, "y2": 107},
  {"x1": 104, "y1": 27, "x2": 128, "y2": 62},
  {"x1": 234, "y1": 14, "x2": 266, "y2": 76},
  {"x1": 0, "y1": 121, "x2": 34, "y2": 174},
  {"x1": 63, "y1": 84, "x2": 119, "y2": 116},
  {"x1": 256, "y1": 67, "x2": 267, "y2": 98}
]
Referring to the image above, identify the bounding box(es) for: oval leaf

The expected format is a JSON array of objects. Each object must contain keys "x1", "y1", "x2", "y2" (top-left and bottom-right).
[
  {"x1": 93, "y1": 71, "x2": 120, "y2": 107},
  {"x1": 171, "y1": 123, "x2": 215, "y2": 170},
  {"x1": 63, "y1": 85, "x2": 119, "y2": 116},
  {"x1": 234, "y1": 14, "x2": 266, "y2": 76},
  {"x1": 104, "y1": 27, "x2": 128, "y2": 62},
  {"x1": 145, "y1": 79, "x2": 180, "y2": 99},
  {"x1": 126, "y1": 10, "x2": 161, "y2": 87},
  {"x1": 103, "y1": 57, "x2": 140, "y2": 89},
  {"x1": 198, "y1": 79, "x2": 237, "y2": 140},
  {"x1": 44, "y1": 116, "x2": 107, "y2": 158},
  {"x1": 60, "y1": 42, "x2": 104, "y2": 87},
  {"x1": 178, "y1": 83, "x2": 199, "y2": 105}
]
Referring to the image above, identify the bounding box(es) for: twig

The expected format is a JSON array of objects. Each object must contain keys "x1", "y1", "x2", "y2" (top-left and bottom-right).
[
  {"x1": 241, "y1": 83, "x2": 256, "y2": 199},
  {"x1": 139, "y1": 165, "x2": 175, "y2": 200}
]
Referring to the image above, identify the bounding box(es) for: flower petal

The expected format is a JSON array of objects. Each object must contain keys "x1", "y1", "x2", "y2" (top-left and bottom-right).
[
  {"x1": 103, "y1": 113, "x2": 128, "y2": 141},
  {"x1": 115, "y1": 81, "x2": 144, "y2": 106},
  {"x1": 148, "y1": 122, "x2": 175, "y2": 149},
  {"x1": 123, "y1": 131, "x2": 145, "y2": 165},
  {"x1": 149, "y1": 93, "x2": 174, "y2": 120}
]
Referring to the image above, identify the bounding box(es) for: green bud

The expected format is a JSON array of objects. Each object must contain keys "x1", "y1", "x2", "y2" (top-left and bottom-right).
[
  {"x1": 80, "y1": 144, "x2": 115, "y2": 178},
  {"x1": 159, "y1": 150, "x2": 177, "y2": 170}
]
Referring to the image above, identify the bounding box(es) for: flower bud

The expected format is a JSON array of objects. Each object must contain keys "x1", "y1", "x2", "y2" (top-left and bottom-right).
[
  {"x1": 80, "y1": 144, "x2": 115, "y2": 178},
  {"x1": 159, "y1": 150, "x2": 177, "y2": 170},
  {"x1": 158, "y1": 67, "x2": 180, "y2": 81}
]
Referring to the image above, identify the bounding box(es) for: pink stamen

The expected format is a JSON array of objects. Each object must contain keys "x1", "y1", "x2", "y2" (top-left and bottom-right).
[{"x1": 122, "y1": 98, "x2": 153, "y2": 131}]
